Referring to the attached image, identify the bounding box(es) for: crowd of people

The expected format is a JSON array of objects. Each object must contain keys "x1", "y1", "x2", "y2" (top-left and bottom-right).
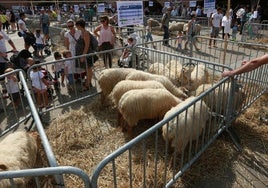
[{"x1": 0, "y1": 2, "x2": 266, "y2": 112}]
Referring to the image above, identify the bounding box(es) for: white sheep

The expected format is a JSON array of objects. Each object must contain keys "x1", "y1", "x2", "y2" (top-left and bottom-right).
[
  {"x1": 126, "y1": 70, "x2": 188, "y2": 100},
  {"x1": 0, "y1": 131, "x2": 38, "y2": 187},
  {"x1": 195, "y1": 83, "x2": 245, "y2": 115},
  {"x1": 186, "y1": 64, "x2": 209, "y2": 91},
  {"x1": 110, "y1": 80, "x2": 165, "y2": 107},
  {"x1": 162, "y1": 96, "x2": 210, "y2": 154},
  {"x1": 98, "y1": 68, "x2": 136, "y2": 105},
  {"x1": 118, "y1": 88, "x2": 182, "y2": 136}
]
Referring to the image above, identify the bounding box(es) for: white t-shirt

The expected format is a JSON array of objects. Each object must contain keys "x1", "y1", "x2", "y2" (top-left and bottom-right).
[
  {"x1": 30, "y1": 70, "x2": 47, "y2": 90},
  {"x1": 64, "y1": 59, "x2": 75, "y2": 74},
  {"x1": 6, "y1": 78, "x2": 20, "y2": 94},
  {"x1": 18, "y1": 19, "x2": 27, "y2": 33},
  {"x1": 211, "y1": 12, "x2": 223, "y2": 28},
  {"x1": 35, "y1": 34, "x2": 44, "y2": 45},
  {"x1": 0, "y1": 30, "x2": 10, "y2": 62},
  {"x1": 222, "y1": 16, "x2": 232, "y2": 33},
  {"x1": 64, "y1": 30, "x2": 81, "y2": 57}
]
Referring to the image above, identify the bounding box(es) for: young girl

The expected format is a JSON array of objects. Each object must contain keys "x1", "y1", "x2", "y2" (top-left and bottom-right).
[
  {"x1": 62, "y1": 50, "x2": 75, "y2": 91},
  {"x1": 52, "y1": 51, "x2": 65, "y2": 87},
  {"x1": 4, "y1": 68, "x2": 21, "y2": 109},
  {"x1": 35, "y1": 29, "x2": 45, "y2": 57},
  {"x1": 30, "y1": 61, "x2": 50, "y2": 109},
  {"x1": 175, "y1": 31, "x2": 183, "y2": 51}
]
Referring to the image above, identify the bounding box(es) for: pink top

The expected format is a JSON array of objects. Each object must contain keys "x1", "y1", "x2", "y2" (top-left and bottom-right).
[{"x1": 98, "y1": 25, "x2": 114, "y2": 46}]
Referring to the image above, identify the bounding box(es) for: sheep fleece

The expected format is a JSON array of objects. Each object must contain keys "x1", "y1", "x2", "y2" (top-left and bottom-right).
[
  {"x1": 162, "y1": 96, "x2": 209, "y2": 153},
  {"x1": 118, "y1": 88, "x2": 182, "y2": 128},
  {"x1": 0, "y1": 131, "x2": 38, "y2": 187}
]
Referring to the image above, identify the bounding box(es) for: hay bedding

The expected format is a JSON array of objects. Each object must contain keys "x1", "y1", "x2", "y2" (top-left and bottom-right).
[{"x1": 42, "y1": 92, "x2": 268, "y2": 187}]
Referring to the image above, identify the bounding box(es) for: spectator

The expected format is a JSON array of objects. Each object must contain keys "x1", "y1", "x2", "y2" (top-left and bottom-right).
[
  {"x1": 18, "y1": 12, "x2": 30, "y2": 50},
  {"x1": 62, "y1": 50, "x2": 75, "y2": 92},
  {"x1": 239, "y1": 6, "x2": 249, "y2": 35},
  {"x1": 75, "y1": 18, "x2": 94, "y2": 90},
  {"x1": 4, "y1": 68, "x2": 20, "y2": 109},
  {"x1": 176, "y1": 31, "x2": 183, "y2": 51},
  {"x1": 161, "y1": 6, "x2": 172, "y2": 46},
  {"x1": 145, "y1": 20, "x2": 156, "y2": 49},
  {"x1": 222, "y1": 54, "x2": 268, "y2": 77},
  {"x1": 209, "y1": 7, "x2": 223, "y2": 48},
  {"x1": 0, "y1": 20, "x2": 17, "y2": 96},
  {"x1": 94, "y1": 15, "x2": 116, "y2": 68},
  {"x1": 30, "y1": 61, "x2": 50, "y2": 109},
  {"x1": 9, "y1": 11, "x2": 16, "y2": 32},
  {"x1": 184, "y1": 14, "x2": 200, "y2": 51},
  {"x1": 231, "y1": 21, "x2": 238, "y2": 41},
  {"x1": 0, "y1": 10, "x2": 10, "y2": 33},
  {"x1": 35, "y1": 29, "x2": 44, "y2": 58},
  {"x1": 40, "y1": 9, "x2": 50, "y2": 42},
  {"x1": 221, "y1": 14, "x2": 232, "y2": 39},
  {"x1": 52, "y1": 51, "x2": 65, "y2": 87},
  {"x1": 64, "y1": 19, "x2": 81, "y2": 57}
]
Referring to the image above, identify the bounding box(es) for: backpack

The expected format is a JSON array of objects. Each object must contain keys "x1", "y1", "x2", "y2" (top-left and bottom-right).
[{"x1": 89, "y1": 32, "x2": 98, "y2": 51}]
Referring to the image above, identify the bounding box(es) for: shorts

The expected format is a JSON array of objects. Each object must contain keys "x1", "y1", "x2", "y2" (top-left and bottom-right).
[
  {"x1": 10, "y1": 92, "x2": 20, "y2": 102},
  {"x1": 36, "y1": 43, "x2": 44, "y2": 51},
  {"x1": 0, "y1": 63, "x2": 7, "y2": 81},
  {"x1": 42, "y1": 23, "x2": 49, "y2": 35},
  {"x1": 210, "y1": 27, "x2": 220, "y2": 38}
]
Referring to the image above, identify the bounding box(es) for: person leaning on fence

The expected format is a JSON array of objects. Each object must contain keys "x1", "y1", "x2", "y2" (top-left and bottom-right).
[
  {"x1": 75, "y1": 18, "x2": 94, "y2": 91},
  {"x1": 222, "y1": 54, "x2": 268, "y2": 77},
  {"x1": 184, "y1": 14, "x2": 200, "y2": 51},
  {"x1": 30, "y1": 61, "x2": 50, "y2": 109},
  {"x1": 0, "y1": 20, "x2": 17, "y2": 97},
  {"x1": 94, "y1": 15, "x2": 116, "y2": 69}
]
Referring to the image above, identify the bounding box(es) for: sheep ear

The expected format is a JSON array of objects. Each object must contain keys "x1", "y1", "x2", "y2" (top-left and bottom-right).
[{"x1": 0, "y1": 164, "x2": 8, "y2": 170}]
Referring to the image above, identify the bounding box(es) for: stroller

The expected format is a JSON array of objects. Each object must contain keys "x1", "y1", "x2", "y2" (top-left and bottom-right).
[{"x1": 118, "y1": 33, "x2": 148, "y2": 70}]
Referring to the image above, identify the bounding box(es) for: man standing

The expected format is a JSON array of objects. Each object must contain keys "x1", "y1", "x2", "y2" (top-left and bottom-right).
[
  {"x1": 161, "y1": 7, "x2": 172, "y2": 46},
  {"x1": 208, "y1": 7, "x2": 223, "y2": 48},
  {"x1": 40, "y1": 9, "x2": 50, "y2": 42}
]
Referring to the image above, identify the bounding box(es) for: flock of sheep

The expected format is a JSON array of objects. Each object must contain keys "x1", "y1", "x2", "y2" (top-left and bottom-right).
[{"x1": 98, "y1": 63, "x2": 245, "y2": 154}]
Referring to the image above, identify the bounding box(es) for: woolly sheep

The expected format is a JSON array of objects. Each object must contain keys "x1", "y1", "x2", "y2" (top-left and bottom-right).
[
  {"x1": 169, "y1": 22, "x2": 185, "y2": 32},
  {"x1": 118, "y1": 88, "x2": 182, "y2": 136},
  {"x1": 0, "y1": 131, "x2": 38, "y2": 187},
  {"x1": 98, "y1": 68, "x2": 136, "y2": 105},
  {"x1": 110, "y1": 80, "x2": 165, "y2": 106},
  {"x1": 126, "y1": 70, "x2": 188, "y2": 99},
  {"x1": 195, "y1": 83, "x2": 245, "y2": 115},
  {"x1": 162, "y1": 96, "x2": 210, "y2": 154},
  {"x1": 187, "y1": 64, "x2": 209, "y2": 91}
]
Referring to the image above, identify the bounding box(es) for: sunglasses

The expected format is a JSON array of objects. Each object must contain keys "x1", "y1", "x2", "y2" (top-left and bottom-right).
[{"x1": 67, "y1": 25, "x2": 74, "y2": 28}]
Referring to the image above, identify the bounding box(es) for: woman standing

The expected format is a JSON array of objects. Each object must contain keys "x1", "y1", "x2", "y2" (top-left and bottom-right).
[
  {"x1": 93, "y1": 15, "x2": 115, "y2": 68},
  {"x1": 64, "y1": 19, "x2": 81, "y2": 57},
  {"x1": 75, "y1": 19, "x2": 93, "y2": 91}
]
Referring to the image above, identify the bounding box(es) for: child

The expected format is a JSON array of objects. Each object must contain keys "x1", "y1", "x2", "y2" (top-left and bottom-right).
[
  {"x1": 4, "y1": 68, "x2": 21, "y2": 109},
  {"x1": 35, "y1": 29, "x2": 45, "y2": 58},
  {"x1": 232, "y1": 22, "x2": 238, "y2": 41},
  {"x1": 52, "y1": 51, "x2": 65, "y2": 87},
  {"x1": 145, "y1": 20, "x2": 156, "y2": 49},
  {"x1": 118, "y1": 37, "x2": 135, "y2": 68},
  {"x1": 30, "y1": 61, "x2": 50, "y2": 109},
  {"x1": 62, "y1": 50, "x2": 75, "y2": 91},
  {"x1": 176, "y1": 31, "x2": 183, "y2": 51}
]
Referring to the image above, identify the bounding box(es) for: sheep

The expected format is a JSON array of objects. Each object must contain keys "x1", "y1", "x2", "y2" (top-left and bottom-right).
[
  {"x1": 118, "y1": 88, "x2": 182, "y2": 136},
  {"x1": 126, "y1": 70, "x2": 188, "y2": 100},
  {"x1": 195, "y1": 83, "x2": 245, "y2": 115},
  {"x1": 110, "y1": 80, "x2": 166, "y2": 107},
  {"x1": 162, "y1": 96, "x2": 210, "y2": 154},
  {"x1": 0, "y1": 131, "x2": 38, "y2": 187},
  {"x1": 98, "y1": 68, "x2": 136, "y2": 105},
  {"x1": 148, "y1": 62, "x2": 178, "y2": 84},
  {"x1": 169, "y1": 22, "x2": 185, "y2": 32},
  {"x1": 186, "y1": 64, "x2": 209, "y2": 92}
]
